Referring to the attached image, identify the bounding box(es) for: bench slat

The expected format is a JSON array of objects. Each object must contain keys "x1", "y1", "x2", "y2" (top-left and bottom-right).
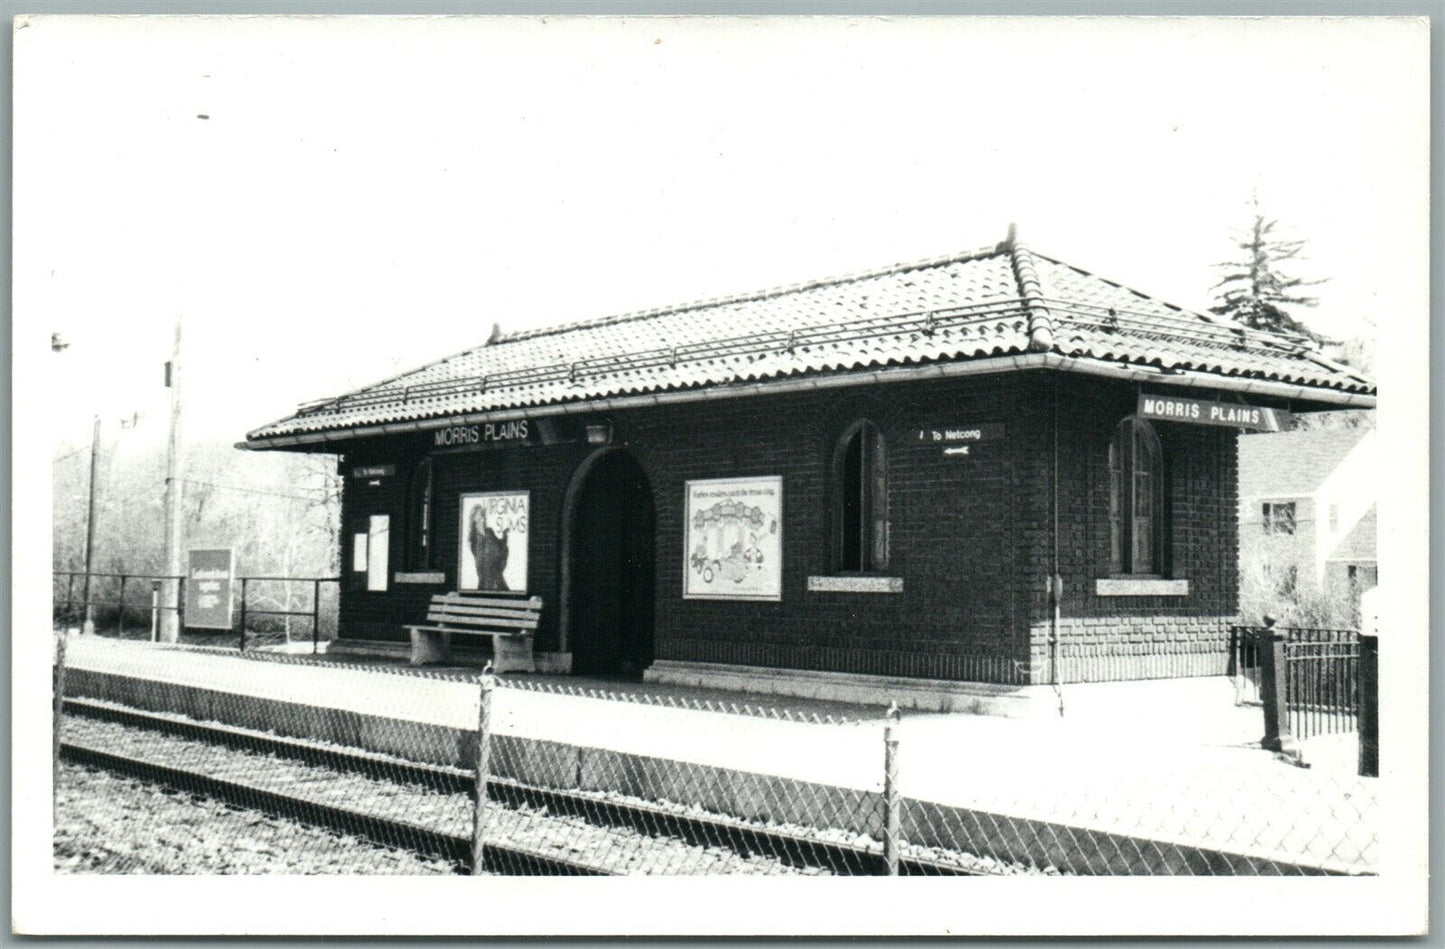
[
  {"x1": 433, "y1": 594, "x2": 542, "y2": 610},
  {"x1": 427, "y1": 603, "x2": 541, "y2": 621},
  {"x1": 425, "y1": 612, "x2": 537, "y2": 630},
  {"x1": 404, "y1": 624, "x2": 530, "y2": 639}
]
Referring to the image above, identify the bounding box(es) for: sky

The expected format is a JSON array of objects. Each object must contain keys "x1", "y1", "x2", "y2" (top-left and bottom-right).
[{"x1": 15, "y1": 15, "x2": 1430, "y2": 455}]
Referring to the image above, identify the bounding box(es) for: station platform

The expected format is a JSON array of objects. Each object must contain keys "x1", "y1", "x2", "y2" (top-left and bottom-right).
[{"x1": 58, "y1": 633, "x2": 1378, "y2": 876}]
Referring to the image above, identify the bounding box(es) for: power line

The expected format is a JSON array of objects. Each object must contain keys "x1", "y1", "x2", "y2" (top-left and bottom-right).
[
  {"x1": 181, "y1": 478, "x2": 333, "y2": 503},
  {"x1": 52, "y1": 445, "x2": 93, "y2": 464}
]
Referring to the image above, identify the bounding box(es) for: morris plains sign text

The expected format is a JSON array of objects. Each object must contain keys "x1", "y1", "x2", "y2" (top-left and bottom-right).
[{"x1": 1137, "y1": 394, "x2": 1290, "y2": 432}]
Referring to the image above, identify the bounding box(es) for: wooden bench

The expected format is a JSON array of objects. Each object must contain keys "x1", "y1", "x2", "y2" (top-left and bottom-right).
[{"x1": 403, "y1": 593, "x2": 541, "y2": 672}]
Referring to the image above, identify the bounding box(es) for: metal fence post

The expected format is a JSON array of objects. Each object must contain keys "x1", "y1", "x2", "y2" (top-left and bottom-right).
[
  {"x1": 238, "y1": 577, "x2": 248, "y2": 651},
  {"x1": 53, "y1": 631, "x2": 68, "y2": 794},
  {"x1": 150, "y1": 580, "x2": 161, "y2": 641},
  {"x1": 312, "y1": 579, "x2": 321, "y2": 655},
  {"x1": 883, "y1": 702, "x2": 901, "y2": 876},
  {"x1": 1358, "y1": 633, "x2": 1378, "y2": 777},
  {"x1": 117, "y1": 574, "x2": 127, "y2": 636},
  {"x1": 81, "y1": 569, "x2": 95, "y2": 636},
  {"x1": 471, "y1": 671, "x2": 495, "y2": 875},
  {"x1": 1257, "y1": 626, "x2": 1294, "y2": 755}
]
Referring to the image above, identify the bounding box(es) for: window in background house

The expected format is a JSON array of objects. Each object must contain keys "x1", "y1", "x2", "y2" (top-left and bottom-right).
[
  {"x1": 1109, "y1": 416, "x2": 1166, "y2": 575},
  {"x1": 1264, "y1": 562, "x2": 1298, "y2": 598},
  {"x1": 835, "y1": 420, "x2": 888, "y2": 571},
  {"x1": 405, "y1": 457, "x2": 434, "y2": 569},
  {"x1": 1262, "y1": 501, "x2": 1297, "y2": 535}
]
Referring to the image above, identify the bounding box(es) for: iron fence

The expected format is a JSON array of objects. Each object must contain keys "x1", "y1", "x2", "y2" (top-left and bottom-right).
[
  {"x1": 53, "y1": 570, "x2": 340, "y2": 652},
  {"x1": 1231, "y1": 624, "x2": 1377, "y2": 775},
  {"x1": 52, "y1": 632, "x2": 1380, "y2": 877},
  {"x1": 1282, "y1": 629, "x2": 1361, "y2": 741}
]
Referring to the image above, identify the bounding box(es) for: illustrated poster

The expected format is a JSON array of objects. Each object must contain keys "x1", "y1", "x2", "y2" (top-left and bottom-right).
[{"x1": 684, "y1": 476, "x2": 782, "y2": 601}]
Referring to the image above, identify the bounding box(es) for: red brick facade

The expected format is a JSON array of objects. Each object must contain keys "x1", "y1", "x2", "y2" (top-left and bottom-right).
[{"x1": 334, "y1": 369, "x2": 1240, "y2": 684}]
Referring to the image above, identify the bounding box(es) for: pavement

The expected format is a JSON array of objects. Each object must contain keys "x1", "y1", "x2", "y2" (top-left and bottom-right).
[{"x1": 59, "y1": 633, "x2": 1379, "y2": 874}]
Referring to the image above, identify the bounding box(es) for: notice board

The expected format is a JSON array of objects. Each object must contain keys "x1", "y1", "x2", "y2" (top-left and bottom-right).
[{"x1": 185, "y1": 548, "x2": 234, "y2": 630}]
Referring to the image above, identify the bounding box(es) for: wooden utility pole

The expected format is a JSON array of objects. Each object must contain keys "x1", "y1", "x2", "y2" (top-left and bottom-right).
[
  {"x1": 159, "y1": 318, "x2": 184, "y2": 643},
  {"x1": 81, "y1": 416, "x2": 101, "y2": 635}
]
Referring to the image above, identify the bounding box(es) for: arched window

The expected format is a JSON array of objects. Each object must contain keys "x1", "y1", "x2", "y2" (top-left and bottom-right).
[
  {"x1": 835, "y1": 421, "x2": 888, "y2": 571},
  {"x1": 405, "y1": 457, "x2": 434, "y2": 570},
  {"x1": 1109, "y1": 417, "x2": 1165, "y2": 575}
]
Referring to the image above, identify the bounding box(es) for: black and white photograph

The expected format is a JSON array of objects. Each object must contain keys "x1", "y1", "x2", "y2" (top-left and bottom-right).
[{"x1": 12, "y1": 10, "x2": 1431, "y2": 938}]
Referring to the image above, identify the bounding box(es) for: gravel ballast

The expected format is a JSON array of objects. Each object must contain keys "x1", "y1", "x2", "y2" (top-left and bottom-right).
[
  {"x1": 59, "y1": 715, "x2": 815, "y2": 875},
  {"x1": 54, "y1": 762, "x2": 459, "y2": 875},
  {"x1": 58, "y1": 708, "x2": 1057, "y2": 876}
]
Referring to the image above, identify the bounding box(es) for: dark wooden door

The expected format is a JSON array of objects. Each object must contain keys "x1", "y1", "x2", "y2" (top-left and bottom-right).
[{"x1": 570, "y1": 452, "x2": 655, "y2": 676}]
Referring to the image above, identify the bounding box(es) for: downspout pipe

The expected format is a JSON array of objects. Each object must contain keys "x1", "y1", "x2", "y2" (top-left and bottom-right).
[{"x1": 1050, "y1": 372, "x2": 1065, "y2": 716}]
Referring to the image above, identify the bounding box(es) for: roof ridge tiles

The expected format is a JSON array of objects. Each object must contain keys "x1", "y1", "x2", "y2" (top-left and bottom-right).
[
  {"x1": 1005, "y1": 232, "x2": 1056, "y2": 352},
  {"x1": 288, "y1": 242, "x2": 1013, "y2": 417},
  {"x1": 495, "y1": 242, "x2": 1010, "y2": 345}
]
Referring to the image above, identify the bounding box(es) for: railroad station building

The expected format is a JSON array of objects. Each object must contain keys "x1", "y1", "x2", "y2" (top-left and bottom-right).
[{"x1": 244, "y1": 230, "x2": 1374, "y2": 710}]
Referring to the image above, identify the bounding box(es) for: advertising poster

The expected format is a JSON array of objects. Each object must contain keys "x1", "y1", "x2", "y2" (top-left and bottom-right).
[
  {"x1": 458, "y1": 491, "x2": 530, "y2": 593},
  {"x1": 184, "y1": 548, "x2": 234, "y2": 630},
  {"x1": 684, "y1": 476, "x2": 782, "y2": 601}
]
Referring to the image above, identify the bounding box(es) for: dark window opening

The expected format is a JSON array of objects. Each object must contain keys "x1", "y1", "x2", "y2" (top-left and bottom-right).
[
  {"x1": 835, "y1": 421, "x2": 887, "y2": 572},
  {"x1": 1262, "y1": 501, "x2": 1297, "y2": 535},
  {"x1": 405, "y1": 458, "x2": 434, "y2": 570},
  {"x1": 1108, "y1": 416, "x2": 1166, "y2": 576}
]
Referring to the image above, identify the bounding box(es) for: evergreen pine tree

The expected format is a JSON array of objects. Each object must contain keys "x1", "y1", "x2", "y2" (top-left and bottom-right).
[{"x1": 1210, "y1": 195, "x2": 1327, "y2": 341}]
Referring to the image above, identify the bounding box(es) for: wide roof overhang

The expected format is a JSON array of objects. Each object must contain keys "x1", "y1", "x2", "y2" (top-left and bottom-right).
[{"x1": 240, "y1": 352, "x2": 1375, "y2": 452}]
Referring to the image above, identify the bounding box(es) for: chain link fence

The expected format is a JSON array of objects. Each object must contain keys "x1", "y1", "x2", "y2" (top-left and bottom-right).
[{"x1": 52, "y1": 631, "x2": 1379, "y2": 876}]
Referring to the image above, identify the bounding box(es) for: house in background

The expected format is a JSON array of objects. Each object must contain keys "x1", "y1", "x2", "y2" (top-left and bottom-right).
[{"x1": 1237, "y1": 426, "x2": 1378, "y2": 625}]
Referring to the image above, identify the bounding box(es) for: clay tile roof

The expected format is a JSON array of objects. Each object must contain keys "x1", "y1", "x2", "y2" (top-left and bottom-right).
[{"x1": 248, "y1": 231, "x2": 1376, "y2": 444}]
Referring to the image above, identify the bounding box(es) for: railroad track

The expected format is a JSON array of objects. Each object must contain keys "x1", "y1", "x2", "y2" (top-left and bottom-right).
[{"x1": 60, "y1": 698, "x2": 976, "y2": 876}]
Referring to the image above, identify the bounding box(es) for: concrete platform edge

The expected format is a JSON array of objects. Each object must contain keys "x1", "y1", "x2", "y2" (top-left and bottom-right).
[{"x1": 644, "y1": 660, "x2": 1044, "y2": 717}]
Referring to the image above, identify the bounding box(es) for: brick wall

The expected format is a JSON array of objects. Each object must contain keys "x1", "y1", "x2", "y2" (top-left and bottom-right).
[
  {"x1": 1015, "y1": 373, "x2": 1240, "y2": 683},
  {"x1": 332, "y1": 368, "x2": 1240, "y2": 684}
]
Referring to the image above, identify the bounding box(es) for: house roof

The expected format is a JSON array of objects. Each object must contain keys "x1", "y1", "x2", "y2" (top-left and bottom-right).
[
  {"x1": 1238, "y1": 427, "x2": 1373, "y2": 498},
  {"x1": 247, "y1": 230, "x2": 1376, "y2": 446},
  {"x1": 1327, "y1": 504, "x2": 1377, "y2": 563}
]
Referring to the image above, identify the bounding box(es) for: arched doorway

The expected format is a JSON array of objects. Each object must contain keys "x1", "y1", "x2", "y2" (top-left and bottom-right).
[{"x1": 564, "y1": 449, "x2": 655, "y2": 677}]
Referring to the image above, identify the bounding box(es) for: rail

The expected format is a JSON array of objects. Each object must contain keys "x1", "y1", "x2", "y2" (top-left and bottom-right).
[{"x1": 59, "y1": 696, "x2": 970, "y2": 876}]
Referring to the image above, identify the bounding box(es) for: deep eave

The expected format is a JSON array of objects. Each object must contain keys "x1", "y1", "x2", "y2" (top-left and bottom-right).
[{"x1": 242, "y1": 352, "x2": 1376, "y2": 451}]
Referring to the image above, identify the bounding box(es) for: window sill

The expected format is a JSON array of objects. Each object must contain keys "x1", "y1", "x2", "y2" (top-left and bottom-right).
[
  {"x1": 807, "y1": 575, "x2": 904, "y2": 594},
  {"x1": 1095, "y1": 578, "x2": 1189, "y2": 597}
]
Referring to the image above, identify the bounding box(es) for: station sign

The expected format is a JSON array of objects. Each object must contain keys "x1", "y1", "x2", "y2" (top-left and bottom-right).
[
  {"x1": 185, "y1": 548, "x2": 234, "y2": 630},
  {"x1": 916, "y1": 422, "x2": 1004, "y2": 457},
  {"x1": 429, "y1": 416, "x2": 589, "y2": 453},
  {"x1": 1137, "y1": 393, "x2": 1290, "y2": 432}
]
